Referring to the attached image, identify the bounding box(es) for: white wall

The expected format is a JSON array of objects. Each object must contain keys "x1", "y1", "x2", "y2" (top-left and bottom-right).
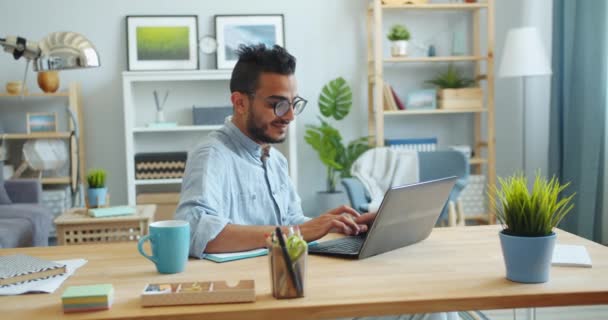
[{"x1": 0, "y1": 0, "x2": 532, "y2": 215}]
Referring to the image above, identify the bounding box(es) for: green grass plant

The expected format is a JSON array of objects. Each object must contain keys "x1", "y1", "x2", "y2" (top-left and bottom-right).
[
  {"x1": 87, "y1": 169, "x2": 107, "y2": 189},
  {"x1": 489, "y1": 172, "x2": 575, "y2": 237}
]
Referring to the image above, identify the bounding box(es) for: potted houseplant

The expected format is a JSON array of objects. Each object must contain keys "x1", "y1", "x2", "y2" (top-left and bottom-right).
[
  {"x1": 387, "y1": 24, "x2": 411, "y2": 57},
  {"x1": 87, "y1": 168, "x2": 108, "y2": 208},
  {"x1": 426, "y1": 65, "x2": 482, "y2": 109},
  {"x1": 305, "y1": 77, "x2": 371, "y2": 213},
  {"x1": 489, "y1": 172, "x2": 575, "y2": 283}
]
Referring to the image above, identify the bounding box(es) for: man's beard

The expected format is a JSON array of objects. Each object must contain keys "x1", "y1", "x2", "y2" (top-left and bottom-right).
[{"x1": 246, "y1": 111, "x2": 288, "y2": 144}]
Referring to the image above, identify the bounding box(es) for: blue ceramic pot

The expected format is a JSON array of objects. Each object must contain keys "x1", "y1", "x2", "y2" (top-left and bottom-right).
[
  {"x1": 499, "y1": 230, "x2": 556, "y2": 283},
  {"x1": 88, "y1": 187, "x2": 107, "y2": 207}
]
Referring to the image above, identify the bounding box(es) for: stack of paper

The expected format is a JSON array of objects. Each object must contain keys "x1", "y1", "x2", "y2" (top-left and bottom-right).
[
  {"x1": 88, "y1": 206, "x2": 135, "y2": 218},
  {"x1": 61, "y1": 284, "x2": 114, "y2": 313},
  {"x1": 552, "y1": 244, "x2": 592, "y2": 268},
  {"x1": 0, "y1": 254, "x2": 66, "y2": 287}
]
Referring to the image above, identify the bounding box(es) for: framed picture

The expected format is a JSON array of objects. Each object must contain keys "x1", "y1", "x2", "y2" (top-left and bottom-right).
[
  {"x1": 126, "y1": 15, "x2": 199, "y2": 71},
  {"x1": 406, "y1": 89, "x2": 437, "y2": 110},
  {"x1": 215, "y1": 14, "x2": 285, "y2": 69},
  {"x1": 27, "y1": 112, "x2": 57, "y2": 133}
]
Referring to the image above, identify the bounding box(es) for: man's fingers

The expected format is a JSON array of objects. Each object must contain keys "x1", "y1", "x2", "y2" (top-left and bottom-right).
[
  {"x1": 337, "y1": 215, "x2": 361, "y2": 234},
  {"x1": 355, "y1": 212, "x2": 377, "y2": 225},
  {"x1": 327, "y1": 205, "x2": 360, "y2": 218}
]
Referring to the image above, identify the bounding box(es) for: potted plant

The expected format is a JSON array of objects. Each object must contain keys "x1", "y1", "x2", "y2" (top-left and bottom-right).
[
  {"x1": 489, "y1": 172, "x2": 575, "y2": 283},
  {"x1": 387, "y1": 24, "x2": 411, "y2": 57},
  {"x1": 426, "y1": 65, "x2": 482, "y2": 109},
  {"x1": 87, "y1": 168, "x2": 108, "y2": 208},
  {"x1": 305, "y1": 77, "x2": 371, "y2": 213}
]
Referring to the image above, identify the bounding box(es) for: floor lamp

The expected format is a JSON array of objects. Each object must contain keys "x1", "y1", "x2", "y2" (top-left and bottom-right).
[{"x1": 498, "y1": 27, "x2": 552, "y2": 177}]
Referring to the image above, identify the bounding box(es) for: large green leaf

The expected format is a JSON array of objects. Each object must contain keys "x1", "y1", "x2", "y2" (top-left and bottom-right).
[{"x1": 318, "y1": 77, "x2": 352, "y2": 120}]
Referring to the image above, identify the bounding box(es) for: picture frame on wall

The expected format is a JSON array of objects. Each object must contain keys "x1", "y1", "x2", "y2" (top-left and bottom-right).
[
  {"x1": 27, "y1": 112, "x2": 57, "y2": 133},
  {"x1": 126, "y1": 15, "x2": 199, "y2": 71},
  {"x1": 215, "y1": 14, "x2": 285, "y2": 69}
]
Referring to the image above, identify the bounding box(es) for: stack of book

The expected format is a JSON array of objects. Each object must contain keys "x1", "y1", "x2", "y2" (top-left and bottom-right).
[
  {"x1": 62, "y1": 284, "x2": 114, "y2": 313},
  {"x1": 383, "y1": 83, "x2": 405, "y2": 111}
]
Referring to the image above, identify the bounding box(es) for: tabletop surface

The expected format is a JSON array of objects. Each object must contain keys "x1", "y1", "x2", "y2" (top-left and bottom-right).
[{"x1": 1, "y1": 225, "x2": 607, "y2": 320}]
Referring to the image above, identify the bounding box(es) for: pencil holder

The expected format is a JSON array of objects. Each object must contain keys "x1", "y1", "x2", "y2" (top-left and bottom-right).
[{"x1": 268, "y1": 244, "x2": 307, "y2": 299}]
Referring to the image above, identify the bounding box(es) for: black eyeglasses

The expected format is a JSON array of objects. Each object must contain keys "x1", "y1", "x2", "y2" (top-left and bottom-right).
[{"x1": 248, "y1": 94, "x2": 308, "y2": 117}]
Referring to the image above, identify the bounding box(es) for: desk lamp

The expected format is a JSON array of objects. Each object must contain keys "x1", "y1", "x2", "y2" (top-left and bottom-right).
[{"x1": 0, "y1": 31, "x2": 100, "y2": 207}]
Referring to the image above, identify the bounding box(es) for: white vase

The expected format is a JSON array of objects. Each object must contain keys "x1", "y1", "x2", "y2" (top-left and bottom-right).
[
  {"x1": 156, "y1": 110, "x2": 166, "y2": 123},
  {"x1": 391, "y1": 40, "x2": 408, "y2": 57}
]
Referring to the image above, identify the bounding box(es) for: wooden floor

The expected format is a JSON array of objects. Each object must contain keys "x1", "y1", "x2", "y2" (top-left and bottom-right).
[{"x1": 483, "y1": 305, "x2": 608, "y2": 320}]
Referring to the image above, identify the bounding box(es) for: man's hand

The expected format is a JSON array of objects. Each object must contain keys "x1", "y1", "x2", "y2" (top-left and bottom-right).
[{"x1": 299, "y1": 205, "x2": 369, "y2": 242}]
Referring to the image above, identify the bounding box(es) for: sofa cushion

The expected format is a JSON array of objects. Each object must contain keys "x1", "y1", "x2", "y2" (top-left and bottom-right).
[{"x1": 0, "y1": 161, "x2": 12, "y2": 204}]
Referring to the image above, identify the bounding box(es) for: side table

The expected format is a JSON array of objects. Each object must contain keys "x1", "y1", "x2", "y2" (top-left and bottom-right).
[{"x1": 54, "y1": 205, "x2": 156, "y2": 245}]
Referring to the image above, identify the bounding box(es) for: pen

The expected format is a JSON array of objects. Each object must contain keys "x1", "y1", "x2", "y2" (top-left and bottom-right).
[{"x1": 275, "y1": 227, "x2": 302, "y2": 296}]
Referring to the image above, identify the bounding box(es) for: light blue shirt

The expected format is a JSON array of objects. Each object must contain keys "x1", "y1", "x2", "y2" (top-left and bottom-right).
[{"x1": 175, "y1": 120, "x2": 310, "y2": 258}]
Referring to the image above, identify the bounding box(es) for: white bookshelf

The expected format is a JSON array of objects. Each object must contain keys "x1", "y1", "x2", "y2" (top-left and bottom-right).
[{"x1": 122, "y1": 70, "x2": 298, "y2": 205}]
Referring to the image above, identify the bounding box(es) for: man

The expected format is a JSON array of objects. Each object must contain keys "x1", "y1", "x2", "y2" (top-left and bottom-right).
[{"x1": 176, "y1": 44, "x2": 374, "y2": 258}]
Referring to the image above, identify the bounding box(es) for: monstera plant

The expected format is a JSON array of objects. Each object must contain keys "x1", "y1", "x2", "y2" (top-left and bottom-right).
[{"x1": 305, "y1": 77, "x2": 371, "y2": 193}]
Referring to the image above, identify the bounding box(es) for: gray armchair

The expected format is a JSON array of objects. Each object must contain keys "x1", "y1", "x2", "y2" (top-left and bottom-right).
[{"x1": 0, "y1": 178, "x2": 53, "y2": 248}]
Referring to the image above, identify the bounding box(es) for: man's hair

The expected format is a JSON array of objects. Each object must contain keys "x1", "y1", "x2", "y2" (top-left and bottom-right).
[{"x1": 230, "y1": 44, "x2": 296, "y2": 94}]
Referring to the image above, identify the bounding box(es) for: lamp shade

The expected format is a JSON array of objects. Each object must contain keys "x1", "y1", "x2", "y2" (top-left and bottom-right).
[
  {"x1": 34, "y1": 32, "x2": 100, "y2": 71},
  {"x1": 498, "y1": 27, "x2": 551, "y2": 78}
]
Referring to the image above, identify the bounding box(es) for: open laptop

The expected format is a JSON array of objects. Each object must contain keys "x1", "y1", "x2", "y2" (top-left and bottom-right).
[{"x1": 308, "y1": 176, "x2": 457, "y2": 259}]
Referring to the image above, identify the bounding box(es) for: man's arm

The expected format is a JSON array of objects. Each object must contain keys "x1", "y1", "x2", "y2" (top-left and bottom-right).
[{"x1": 205, "y1": 224, "x2": 286, "y2": 253}]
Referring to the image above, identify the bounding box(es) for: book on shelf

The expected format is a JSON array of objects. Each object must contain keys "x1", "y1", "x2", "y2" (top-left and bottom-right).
[
  {"x1": 383, "y1": 83, "x2": 398, "y2": 111},
  {"x1": 389, "y1": 86, "x2": 406, "y2": 110},
  {"x1": 385, "y1": 137, "x2": 438, "y2": 152},
  {"x1": 0, "y1": 254, "x2": 67, "y2": 287}
]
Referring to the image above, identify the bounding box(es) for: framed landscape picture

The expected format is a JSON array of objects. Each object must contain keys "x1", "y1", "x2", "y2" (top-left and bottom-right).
[
  {"x1": 215, "y1": 14, "x2": 285, "y2": 69},
  {"x1": 126, "y1": 15, "x2": 199, "y2": 71},
  {"x1": 27, "y1": 112, "x2": 57, "y2": 133}
]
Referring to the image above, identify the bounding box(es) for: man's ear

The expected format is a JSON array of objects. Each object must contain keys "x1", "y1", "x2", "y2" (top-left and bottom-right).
[{"x1": 231, "y1": 92, "x2": 248, "y2": 116}]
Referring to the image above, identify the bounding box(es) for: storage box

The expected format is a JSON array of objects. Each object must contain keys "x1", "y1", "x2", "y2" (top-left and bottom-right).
[
  {"x1": 192, "y1": 106, "x2": 232, "y2": 125},
  {"x1": 134, "y1": 152, "x2": 187, "y2": 180},
  {"x1": 458, "y1": 174, "x2": 487, "y2": 217},
  {"x1": 438, "y1": 88, "x2": 483, "y2": 109},
  {"x1": 42, "y1": 186, "x2": 72, "y2": 237},
  {"x1": 137, "y1": 192, "x2": 180, "y2": 221},
  {"x1": 141, "y1": 280, "x2": 255, "y2": 307}
]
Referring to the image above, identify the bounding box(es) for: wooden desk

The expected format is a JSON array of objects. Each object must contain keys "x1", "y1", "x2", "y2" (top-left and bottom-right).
[{"x1": 1, "y1": 226, "x2": 607, "y2": 319}]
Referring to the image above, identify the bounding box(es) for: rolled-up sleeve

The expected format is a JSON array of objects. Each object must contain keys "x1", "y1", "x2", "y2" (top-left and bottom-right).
[{"x1": 175, "y1": 145, "x2": 230, "y2": 259}]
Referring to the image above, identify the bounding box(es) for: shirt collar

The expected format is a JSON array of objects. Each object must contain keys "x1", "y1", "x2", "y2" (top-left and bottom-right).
[{"x1": 223, "y1": 117, "x2": 267, "y2": 161}]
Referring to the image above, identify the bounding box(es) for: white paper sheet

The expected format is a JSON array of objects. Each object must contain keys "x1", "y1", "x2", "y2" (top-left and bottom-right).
[
  {"x1": 0, "y1": 259, "x2": 87, "y2": 295},
  {"x1": 552, "y1": 244, "x2": 592, "y2": 268}
]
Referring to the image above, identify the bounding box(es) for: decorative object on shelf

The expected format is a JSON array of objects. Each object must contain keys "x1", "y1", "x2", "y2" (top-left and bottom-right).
[
  {"x1": 5, "y1": 81, "x2": 26, "y2": 95},
  {"x1": 426, "y1": 65, "x2": 481, "y2": 109},
  {"x1": 498, "y1": 27, "x2": 552, "y2": 177},
  {"x1": 192, "y1": 106, "x2": 233, "y2": 125},
  {"x1": 134, "y1": 152, "x2": 187, "y2": 180},
  {"x1": 26, "y1": 112, "x2": 57, "y2": 133},
  {"x1": 153, "y1": 89, "x2": 169, "y2": 123},
  {"x1": 427, "y1": 45, "x2": 436, "y2": 57},
  {"x1": 387, "y1": 24, "x2": 410, "y2": 57},
  {"x1": 37, "y1": 71, "x2": 60, "y2": 93},
  {"x1": 447, "y1": 145, "x2": 472, "y2": 158},
  {"x1": 305, "y1": 77, "x2": 371, "y2": 212},
  {"x1": 215, "y1": 15, "x2": 285, "y2": 69},
  {"x1": 405, "y1": 89, "x2": 437, "y2": 110},
  {"x1": 86, "y1": 168, "x2": 108, "y2": 208},
  {"x1": 126, "y1": 15, "x2": 199, "y2": 71},
  {"x1": 199, "y1": 35, "x2": 218, "y2": 55},
  {"x1": 12, "y1": 139, "x2": 68, "y2": 180},
  {"x1": 385, "y1": 137, "x2": 437, "y2": 152},
  {"x1": 489, "y1": 172, "x2": 575, "y2": 283}
]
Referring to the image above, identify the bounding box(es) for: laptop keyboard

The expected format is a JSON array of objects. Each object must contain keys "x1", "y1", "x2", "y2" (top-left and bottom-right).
[{"x1": 309, "y1": 235, "x2": 366, "y2": 255}]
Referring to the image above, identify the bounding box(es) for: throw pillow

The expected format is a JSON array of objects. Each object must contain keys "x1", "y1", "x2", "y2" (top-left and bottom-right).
[{"x1": 0, "y1": 161, "x2": 12, "y2": 204}]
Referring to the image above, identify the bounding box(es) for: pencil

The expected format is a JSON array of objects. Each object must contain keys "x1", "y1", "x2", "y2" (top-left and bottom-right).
[{"x1": 275, "y1": 227, "x2": 302, "y2": 296}]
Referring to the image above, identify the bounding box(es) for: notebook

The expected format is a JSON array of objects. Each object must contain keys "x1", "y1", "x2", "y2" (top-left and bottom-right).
[
  {"x1": 88, "y1": 206, "x2": 136, "y2": 218},
  {"x1": 0, "y1": 254, "x2": 67, "y2": 287},
  {"x1": 552, "y1": 244, "x2": 592, "y2": 268},
  {"x1": 204, "y1": 242, "x2": 317, "y2": 263}
]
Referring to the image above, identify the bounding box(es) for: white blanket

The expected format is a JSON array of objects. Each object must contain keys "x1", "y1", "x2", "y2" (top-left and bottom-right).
[{"x1": 350, "y1": 147, "x2": 419, "y2": 212}]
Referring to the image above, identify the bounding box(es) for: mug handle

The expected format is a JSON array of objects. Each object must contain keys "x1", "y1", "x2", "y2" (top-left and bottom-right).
[{"x1": 137, "y1": 234, "x2": 157, "y2": 264}]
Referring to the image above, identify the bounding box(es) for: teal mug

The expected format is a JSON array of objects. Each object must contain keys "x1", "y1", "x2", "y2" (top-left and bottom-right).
[{"x1": 137, "y1": 220, "x2": 190, "y2": 274}]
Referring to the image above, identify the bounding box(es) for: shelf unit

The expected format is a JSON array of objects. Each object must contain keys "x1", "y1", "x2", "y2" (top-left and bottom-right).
[
  {"x1": 122, "y1": 70, "x2": 298, "y2": 206},
  {"x1": 367, "y1": 0, "x2": 495, "y2": 223},
  {"x1": 0, "y1": 83, "x2": 86, "y2": 190}
]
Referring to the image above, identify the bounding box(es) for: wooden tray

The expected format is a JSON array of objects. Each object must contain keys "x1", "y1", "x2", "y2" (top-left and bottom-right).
[{"x1": 141, "y1": 280, "x2": 255, "y2": 307}]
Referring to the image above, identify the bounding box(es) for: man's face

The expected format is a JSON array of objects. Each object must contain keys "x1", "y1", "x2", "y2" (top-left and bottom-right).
[{"x1": 244, "y1": 73, "x2": 297, "y2": 144}]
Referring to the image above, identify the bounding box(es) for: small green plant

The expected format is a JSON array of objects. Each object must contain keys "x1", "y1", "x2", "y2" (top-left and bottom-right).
[
  {"x1": 489, "y1": 172, "x2": 575, "y2": 237},
  {"x1": 87, "y1": 169, "x2": 107, "y2": 189},
  {"x1": 426, "y1": 65, "x2": 474, "y2": 89},
  {"x1": 305, "y1": 77, "x2": 372, "y2": 193},
  {"x1": 387, "y1": 25, "x2": 410, "y2": 41}
]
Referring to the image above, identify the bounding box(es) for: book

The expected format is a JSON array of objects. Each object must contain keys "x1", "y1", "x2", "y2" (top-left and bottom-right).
[
  {"x1": 62, "y1": 284, "x2": 114, "y2": 313},
  {"x1": 204, "y1": 241, "x2": 318, "y2": 263},
  {"x1": 389, "y1": 86, "x2": 405, "y2": 110},
  {"x1": 0, "y1": 254, "x2": 67, "y2": 287},
  {"x1": 88, "y1": 206, "x2": 136, "y2": 218},
  {"x1": 552, "y1": 244, "x2": 592, "y2": 268}
]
